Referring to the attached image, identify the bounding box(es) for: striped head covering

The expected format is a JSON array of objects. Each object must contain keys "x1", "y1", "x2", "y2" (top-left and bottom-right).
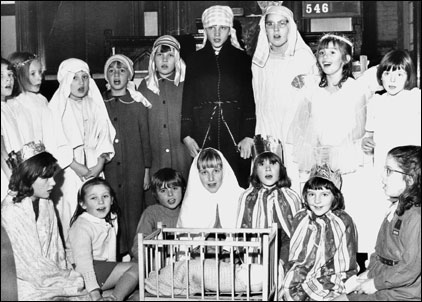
[
  {"x1": 252, "y1": 5, "x2": 312, "y2": 67},
  {"x1": 104, "y1": 54, "x2": 151, "y2": 108},
  {"x1": 199, "y1": 5, "x2": 243, "y2": 50},
  {"x1": 145, "y1": 35, "x2": 186, "y2": 95}
]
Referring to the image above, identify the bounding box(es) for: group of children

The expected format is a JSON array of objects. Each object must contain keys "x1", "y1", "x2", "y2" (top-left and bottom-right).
[{"x1": 1, "y1": 3, "x2": 421, "y2": 302}]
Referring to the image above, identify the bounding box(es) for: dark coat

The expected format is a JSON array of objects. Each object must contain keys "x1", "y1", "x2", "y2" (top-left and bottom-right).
[{"x1": 181, "y1": 40, "x2": 256, "y2": 187}]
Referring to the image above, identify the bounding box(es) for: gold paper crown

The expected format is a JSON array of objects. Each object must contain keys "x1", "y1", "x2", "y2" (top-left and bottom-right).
[
  {"x1": 309, "y1": 163, "x2": 342, "y2": 190},
  {"x1": 6, "y1": 141, "x2": 46, "y2": 170},
  {"x1": 253, "y1": 135, "x2": 284, "y2": 163}
]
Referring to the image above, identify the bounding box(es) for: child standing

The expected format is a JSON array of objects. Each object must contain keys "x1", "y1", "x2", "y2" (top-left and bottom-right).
[
  {"x1": 102, "y1": 54, "x2": 152, "y2": 256},
  {"x1": 138, "y1": 35, "x2": 191, "y2": 186},
  {"x1": 362, "y1": 50, "x2": 421, "y2": 177},
  {"x1": 131, "y1": 167, "x2": 186, "y2": 261},
  {"x1": 288, "y1": 34, "x2": 383, "y2": 258},
  {"x1": 347, "y1": 145, "x2": 421, "y2": 301},
  {"x1": 67, "y1": 177, "x2": 138, "y2": 301},
  {"x1": 177, "y1": 147, "x2": 243, "y2": 229},
  {"x1": 49, "y1": 58, "x2": 116, "y2": 242},
  {"x1": 282, "y1": 164, "x2": 358, "y2": 301},
  {"x1": 2, "y1": 142, "x2": 87, "y2": 300},
  {"x1": 236, "y1": 151, "x2": 303, "y2": 266}
]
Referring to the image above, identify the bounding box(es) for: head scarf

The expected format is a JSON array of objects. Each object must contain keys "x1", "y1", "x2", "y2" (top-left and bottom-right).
[
  {"x1": 252, "y1": 5, "x2": 313, "y2": 67},
  {"x1": 145, "y1": 35, "x2": 186, "y2": 95},
  {"x1": 104, "y1": 54, "x2": 151, "y2": 108},
  {"x1": 49, "y1": 58, "x2": 116, "y2": 149},
  {"x1": 177, "y1": 148, "x2": 244, "y2": 228},
  {"x1": 199, "y1": 5, "x2": 243, "y2": 51}
]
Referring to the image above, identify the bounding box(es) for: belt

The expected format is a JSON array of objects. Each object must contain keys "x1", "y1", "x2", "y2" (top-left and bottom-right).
[{"x1": 377, "y1": 255, "x2": 399, "y2": 266}]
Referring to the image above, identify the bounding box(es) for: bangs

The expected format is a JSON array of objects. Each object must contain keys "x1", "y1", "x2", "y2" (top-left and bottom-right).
[
  {"x1": 255, "y1": 152, "x2": 281, "y2": 165},
  {"x1": 157, "y1": 45, "x2": 173, "y2": 54},
  {"x1": 39, "y1": 162, "x2": 58, "y2": 179},
  {"x1": 109, "y1": 61, "x2": 126, "y2": 69},
  {"x1": 384, "y1": 64, "x2": 405, "y2": 73},
  {"x1": 305, "y1": 176, "x2": 334, "y2": 191},
  {"x1": 198, "y1": 158, "x2": 222, "y2": 170},
  {"x1": 163, "y1": 179, "x2": 183, "y2": 189}
]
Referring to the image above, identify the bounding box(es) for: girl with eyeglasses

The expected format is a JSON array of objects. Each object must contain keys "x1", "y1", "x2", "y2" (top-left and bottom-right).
[{"x1": 346, "y1": 145, "x2": 421, "y2": 301}]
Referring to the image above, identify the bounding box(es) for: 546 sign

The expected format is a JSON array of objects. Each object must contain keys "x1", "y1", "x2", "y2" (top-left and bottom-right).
[{"x1": 302, "y1": 1, "x2": 362, "y2": 18}]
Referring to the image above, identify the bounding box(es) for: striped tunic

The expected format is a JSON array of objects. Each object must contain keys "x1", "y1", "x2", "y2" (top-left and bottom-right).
[{"x1": 283, "y1": 209, "x2": 358, "y2": 301}]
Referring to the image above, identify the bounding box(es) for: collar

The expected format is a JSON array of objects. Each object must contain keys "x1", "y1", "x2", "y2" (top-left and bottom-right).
[{"x1": 104, "y1": 90, "x2": 132, "y2": 102}]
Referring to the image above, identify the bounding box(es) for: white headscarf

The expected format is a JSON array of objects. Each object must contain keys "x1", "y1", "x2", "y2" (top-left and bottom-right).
[
  {"x1": 252, "y1": 5, "x2": 313, "y2": 67},
  {"x1": 199, "y1": 5, "x2": 243, "y2": 51},
  {"x1": 104, "y1": 54, "x2": 151, "y2": 108},
  {"x1": 49, "y1": 58, "x2": 116, "y2": 149},
  {"x1": 145, "y1": 35, "x2": 186, "y2": 95},
  {"x1": 177, "y1": 148, "x2": 244, "y2": 229}
]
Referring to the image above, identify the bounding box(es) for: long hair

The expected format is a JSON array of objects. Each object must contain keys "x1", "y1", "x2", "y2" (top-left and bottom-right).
[
  {"x1": 1, "y1": 57, "x2": 19, "y2": 98},
  {"x1": 302, "y1": 176, "x2": 345, "y2": 212},
  {"x1": 70, "y1": 177, "x2": 120, "y2": 227},
  {"x1": 8, "y1": 152, "x2": 59, "y2": 203},
  {"x1": 250, "y1": 152, "x2": 291, "y2": 189},
  {"x1": 8, "y1": 52, "x2": 39, "y2": 94},
  {"x1": 317, "y1": 35, "x2": 353, "y2": 89},
  {"x1": 151, "y1": 167, "x2": 187, "y2": 200},
  {"x1": 388, "y1": 145, "x2": 421, "y2": 216},
  {"x1": 376, "y1": 49, "x2": 417, "y2": 90}
]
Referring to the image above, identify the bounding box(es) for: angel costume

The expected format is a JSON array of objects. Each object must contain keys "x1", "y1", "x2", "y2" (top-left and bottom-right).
[
  {"x1": 49, "y1": 58, "x2": 116, "y2": 241},
  {"x1": 1, "y1": 194, "x2": 88, "y2": 301},
  {"x1": 177, "y1": 148, "x2": 243, "y2": 229},
  {"x1": 252, "y1": 5, "x2": 316, "y2": 193}
]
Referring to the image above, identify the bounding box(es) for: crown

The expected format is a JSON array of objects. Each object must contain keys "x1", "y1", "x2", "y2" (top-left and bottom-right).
[
  {"x1": 257, "y1": 1, "x2": 284, "y2": 13},
  {"x1": 12, "y1": 54, "x2": 38, "y2": 70},
  {"x1": 309, "y1": 163, "x2": 342, "y2": 190},
  {"x1": 6, "y1": 141, "x2": 46, "y2": 170},
  {"x1": 253, "y1": 135, "x2": 284, "y2": 163}
]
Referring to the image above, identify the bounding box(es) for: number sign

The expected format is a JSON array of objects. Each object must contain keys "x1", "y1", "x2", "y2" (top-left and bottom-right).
[{"x1": 302, "y1": 1, "x2": 361, "y2": 18}]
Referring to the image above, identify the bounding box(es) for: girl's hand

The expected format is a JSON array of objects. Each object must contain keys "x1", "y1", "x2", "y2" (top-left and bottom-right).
[
  {"x1": 86, "y1": 156, "x2": 106, "y2": 178},
  {"x1": 89, "y1": 288, "x2": 102, "y2": 301},
  {"x1": 356, "y1": 278, "x2": 377, "y2": 295},
  {"x1": 144, "y1": 168, "x2": 150, "y2": 190},
  {"x1": 183, "y1": 136, "x2": 200, "y2": 158},
  {"x1": 361, "y1": 137, "x2": 375, "y2": 154}
]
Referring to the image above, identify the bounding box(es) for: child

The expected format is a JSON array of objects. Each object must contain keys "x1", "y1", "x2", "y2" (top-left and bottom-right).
[
  {"x1": 282, "y1": 164, "x2": 358, "y2": 301},
  {"x1": 288, "y1": 33, "x2": 384, "y2": 258},
  {"x1": 347, "y1": 145, "x2": 421, "y2": 301},
  {"x1": 181, "y1": 5, "x2": 256, "y2": 189},
  {"x1": 177, "y1": 147, "x2": 243, "y2": 229},
  {"x1": 131, "y1": 167, "x2": 186, "y2": 261},
  {"x1": 103, "y1": 54, "x2": 152, "y2": 256},
  {"x1": 1, "y1": 57, "x2": 22, "y2": 199},
  {"x1": 1, "y1": 141, "x2": 87, "y2": 300},
  {"x1": 252, "y1": 4, "x2": 316, "y2": 193},
  {"x1": 138, "y1": 35, "x2": 192, "y2": 186},
  {"x1": 49, "y1": 58, "x2": 116, "y2": 242},
  {"x1": 236, "y1": 151, "x2": 303, "y2": 266},
  {"x1": 67, "y1": 177, "x2": 139, "y2": 301},
  {"x1": 362, "y1": 50, "x2": 421, "y2": 177}
]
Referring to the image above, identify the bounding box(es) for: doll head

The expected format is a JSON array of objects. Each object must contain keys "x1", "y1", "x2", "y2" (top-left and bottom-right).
[
  {"x1": 197, "y1": 148, "x2": 224, "y2": 193},
  {"x1": 151, "y1": 168, "x2": 186, "y2": 210},
  {"x1": 8, "y1": 52, "x2": 43, "y2": 93},
  {"x1": 316, "y1": 34, "x2": 353, "y2": 88},
  {"x1": 250, "y1": 151, "x2": 291, "y2": 188},
  {"x1": 376, "y1": 50, "x2": 416, "y2": 96}
]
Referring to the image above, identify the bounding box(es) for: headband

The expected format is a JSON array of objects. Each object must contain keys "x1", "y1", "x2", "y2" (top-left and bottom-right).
[{"x1": 320, "y1": 34, "x2": 354, "y2": 54}]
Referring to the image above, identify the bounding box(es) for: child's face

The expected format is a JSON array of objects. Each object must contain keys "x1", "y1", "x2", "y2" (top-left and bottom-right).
[
  {"x1": 265, "y1": 13, "x2": 289, "y2": 51},
  {"x1": 32, "y1": 176, "x2": 56, "y2": 200},
  {"x1": 382, "y1": 155, "x2": 407, "y2": 198},
  {"x1": 1, "y1": 63, "x2": 14, "y2": 99},
  {"x1": 381, "y1": 68, "x2": 407, "y2": 96},
  {"x1": 155, "y1": 49, "x2": 176, "y2": 78},
  {"x1": 81, "y1": 184, "x2": 113, "y2": 219},
  {"x1": 205, "y1": 25, "x2": 230, "y2": 49},
  {"x1": 27, "y1": 60, "x2": 43, "y2": 93},
  {"x1": 156, "y1": 183, "x2": 183, "y2": 210},
  {"x1": 199, "y1": 165, "x2": 223, "y2": 193},
  {"x1": 317, "y1": 42, "x2": 349, "y2": 77},
  {"x1": 306, "y1": 188, "x2": 334, "y2": 216},
  {"x1": 256, "y1": 159, "x2": 280, "y2": 187},
  {"x1": 70, "y1": 71, "x2": 90, "y2": 100},
  {"x1": 107, "y1": 62, "x2": 130, "y2": 92}
]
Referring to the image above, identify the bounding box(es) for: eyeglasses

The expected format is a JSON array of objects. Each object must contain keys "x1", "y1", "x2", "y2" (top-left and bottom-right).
[
  {"x1": 384, "y1": 166, "x2": 408, "y2": 177},
  {"x1": 265, "y1": 20, "x2": 289, "y2": 30}
]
